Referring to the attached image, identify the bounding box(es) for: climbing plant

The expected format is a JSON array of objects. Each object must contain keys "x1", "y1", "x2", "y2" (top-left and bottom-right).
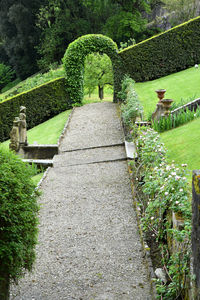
[{"x1": 62, "y1": 34, "x2": 124, "y2": 104}]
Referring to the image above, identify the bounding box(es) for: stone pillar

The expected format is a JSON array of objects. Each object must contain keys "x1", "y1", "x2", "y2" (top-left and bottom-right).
[
  {"x1": 192, "y1": 170, "x2": 200, "y2": 300},
  {"x1": 19, "y1": 106, "x2": 28, "y2": 146},
  {"x1": 9, "y1": 117, "x2": 20, "y2": 152},
  {"x1": 151, "y1": 102, "x2": 165, "y2": 121}
]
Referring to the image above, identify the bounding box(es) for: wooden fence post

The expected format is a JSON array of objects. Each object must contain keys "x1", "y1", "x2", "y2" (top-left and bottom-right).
[{"x1": 192, "y1": 170, "x2": 200, "y2": 299}]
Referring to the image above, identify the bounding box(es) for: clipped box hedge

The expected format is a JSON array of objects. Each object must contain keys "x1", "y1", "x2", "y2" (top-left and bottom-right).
[
  {"x1": 119, "y1": 16, "x2": 200, "y2": 82},
  {"x1": 0, "y1": 77, "x2": 71, "y2": 142}
]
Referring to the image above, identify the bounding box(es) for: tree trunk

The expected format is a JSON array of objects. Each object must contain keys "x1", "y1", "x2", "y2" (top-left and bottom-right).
[
  {"x1": 0, "y1": 269, "x2": 10, "y2": 300},
  {"x1": 98, "y1": 85, "x2": 104, "y2": 100}
]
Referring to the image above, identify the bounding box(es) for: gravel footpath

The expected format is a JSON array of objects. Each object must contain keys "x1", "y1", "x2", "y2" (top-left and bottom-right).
[{"x1": 10, "y1": 102, "x2": 152, "y2": 300}]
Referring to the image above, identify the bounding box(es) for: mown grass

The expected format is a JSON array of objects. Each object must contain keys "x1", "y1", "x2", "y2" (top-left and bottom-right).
[
  {"x1": 161, "y1": 117, "x2": 200, "y2": 181},
  {"x1": 135, "y1": 65, "x2": 200, "y2": 118}
]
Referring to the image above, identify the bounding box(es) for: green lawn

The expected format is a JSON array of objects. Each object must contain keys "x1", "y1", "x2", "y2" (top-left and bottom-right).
[
  {"x1": 135, "y1": 65, "x2": 200, "y2": 118},
  {"x1": 161, "y1": 117, "x2": 200, "y2": 181}
]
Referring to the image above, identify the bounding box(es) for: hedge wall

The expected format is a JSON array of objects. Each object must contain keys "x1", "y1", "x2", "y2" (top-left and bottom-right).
[
  {"x1": 119, "y1": 16, "x2": 200, "y2": 82},
  {"x1": 0, "y1": 77, "x2": 71, "y2": 142},
  {"x1": 63, "y1": 34, "x2": 124, "y2": 104}
]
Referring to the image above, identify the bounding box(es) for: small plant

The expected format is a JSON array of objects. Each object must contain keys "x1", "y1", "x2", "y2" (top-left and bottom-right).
[
  {"x1": 152, "y1": 107, "x2": 200, "y2": 132},
  {"x1": 0, "y1": 147, "x2": 40, "y2": 299}
]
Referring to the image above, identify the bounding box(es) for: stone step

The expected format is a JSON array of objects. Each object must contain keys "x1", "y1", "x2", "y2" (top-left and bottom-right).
[
  {"x1": 53, "y1": 145, "x2": 127, "y2": 167},
  {"x1": 23, "y1": 159, "x2": 53, "y2": 168}
]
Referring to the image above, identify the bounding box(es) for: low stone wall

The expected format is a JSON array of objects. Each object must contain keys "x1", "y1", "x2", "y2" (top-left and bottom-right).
[{"x1": 21, "y1": 145, "x2": 58, "y2": 160}]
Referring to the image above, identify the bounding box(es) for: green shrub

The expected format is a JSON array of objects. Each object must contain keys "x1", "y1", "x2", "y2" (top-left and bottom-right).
[
  {"x1": 62, "y1": 34, "x2": 124, "y2": 104},
  {"x1": 119, "y1": 16, "x2": 200, "y2": 82},
  {"x1": 0, "y1": 77, "x2": 71, "y2": 142},
  {"x1": 120, "y1": 76, "x2": 143, "y2": 126},
  {"x1": 0, "y1": 147, "x2": 39, "y2": 299},
  {"x1": 131, "y1": 127, "x2": 191, "y2": 299},
  {"x1": 0, "y1": 64, "x2": 15, "y2": 91}
]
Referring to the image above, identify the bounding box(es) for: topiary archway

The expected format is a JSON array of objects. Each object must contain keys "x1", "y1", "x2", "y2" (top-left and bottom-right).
[{"x1": 62, "y1": 34, "x2": 124, "y2": 104}]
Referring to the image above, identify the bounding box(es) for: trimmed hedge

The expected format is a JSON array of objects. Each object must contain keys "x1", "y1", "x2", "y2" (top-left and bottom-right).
[
  {"x1": 119, "y1": 16, "x2": 200, "y2": 82},
  {"x1": 63, "y1": 34, "x2": 124, "y2": 104},
  {"x1": 0, "y1": 147, "x2": 39, "y2": 298},
  {"x1": 0, "y1": 77, "x2": 71, "y2": 142}
]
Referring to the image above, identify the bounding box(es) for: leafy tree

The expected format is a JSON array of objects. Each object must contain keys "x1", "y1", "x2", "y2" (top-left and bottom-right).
[
  {"x1": 103, "y1": 10, "x2": 147, "y2": 45},
  {"x1": 0, "y1": 148, "x2": 39, "y2": 299},
  {"x1": 84, "y1": 53, "x2": 113, "y2": 100},
  {"x1": 36, "y1": 0, "x2": 91, "y2": 69},
  {"x1": 0, "y1": 0, "x2": 43, "y2": 79}
]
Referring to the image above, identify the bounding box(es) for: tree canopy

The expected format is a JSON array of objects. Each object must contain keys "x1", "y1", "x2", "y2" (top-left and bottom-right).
[{"x1": 0, "y1": 0, "x2": 161, "y2": 78}]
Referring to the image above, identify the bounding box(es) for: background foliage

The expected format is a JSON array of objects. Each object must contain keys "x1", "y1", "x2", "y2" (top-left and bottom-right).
[{"x1": 0, "y1": 64, "x2": 15, "y2": 91}]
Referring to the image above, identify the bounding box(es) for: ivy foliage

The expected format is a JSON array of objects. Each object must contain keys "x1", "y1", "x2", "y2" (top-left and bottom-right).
[
  {"x1": 119, "y1": 16, "x2": 200, "y2": 82},
  {"x1": 63, "y1": 34, "x2": 124, "y2": 104},
  {"x1": 0, "y1": 147, "x2": 39, "y2": 295}
]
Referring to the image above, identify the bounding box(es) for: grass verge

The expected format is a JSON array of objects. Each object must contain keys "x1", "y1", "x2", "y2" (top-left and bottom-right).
[{"x1": 161, "y1": 117, "x2": 200, "y2": 181}]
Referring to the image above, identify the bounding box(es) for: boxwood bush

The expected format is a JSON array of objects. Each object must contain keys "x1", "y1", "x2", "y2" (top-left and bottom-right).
[
  {"x1": 0, "y1": 147, "x2": 39, "y2": 299},
  {"x1": 0, "y1": 77, "x2": 71, "y2": 142},
  {"x1": 119, "y1": 16, "x2": 200, "y2": 82}
]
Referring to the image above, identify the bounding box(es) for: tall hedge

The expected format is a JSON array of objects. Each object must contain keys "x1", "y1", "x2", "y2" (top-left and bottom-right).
[
  {"x1": 63, "y1": 34, "x2": 124, "y2": 104},
  {"x1": 0, "y1": 77, "x2": 71, "y2": 142},
  {"x1": 119, "y1": 16, "x2": 200, "y2": 82}
]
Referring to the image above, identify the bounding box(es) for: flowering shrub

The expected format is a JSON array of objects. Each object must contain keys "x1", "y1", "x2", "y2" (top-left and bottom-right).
[
  {"x1": 119, "y1": 76, "x2": 143, "y2": 126},
  {"x1": 131, "y1": 127, "x2": 191, "y2": 299}
]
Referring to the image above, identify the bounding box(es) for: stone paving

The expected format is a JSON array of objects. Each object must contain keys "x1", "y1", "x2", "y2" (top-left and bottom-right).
[{"x1": 10, "y1": 102, "x2": 152, "y2": 300}]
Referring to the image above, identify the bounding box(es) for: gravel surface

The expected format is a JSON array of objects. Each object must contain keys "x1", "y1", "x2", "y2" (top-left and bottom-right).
[{"x1": 10, "y1": 102, "x2": 152, "y2": 300}]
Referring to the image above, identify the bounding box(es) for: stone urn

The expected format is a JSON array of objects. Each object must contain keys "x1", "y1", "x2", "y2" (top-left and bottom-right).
[
  {"x1": 155, "y1": 89, "x2": 166, "y2": 102},
  {"x1": 161, "y1": 99, "x2": 173, "y2": 116}
]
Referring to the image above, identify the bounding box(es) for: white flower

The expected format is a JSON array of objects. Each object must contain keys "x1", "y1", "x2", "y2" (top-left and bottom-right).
[
  {"x1": 165, "y1": 192, "x2": 168, "y2": 196},
  {"x1": 151, "y1": 216, "x2": 154, "y2": 220},
  {"x1": 183, "y1": 177, "x2": 186, "y2": 180},
  {"x1": 175, "y1": 201, "x2": 179, "y2": 204},
  {"x1": 166, "y1": 165, "x2": 171, "y2": 171},
  {"x1": 179, "y1": 188, "x2": 183, "y2": 192},
  {"x1": 175, "y1": 176, "x2": 181, "y2": 181},
  {"x1": 171, "y1": 172, "x2": 176, "y2": 176},
  {"x1": 181, "y1": 163, "x2": 187, "y2": 167}
]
